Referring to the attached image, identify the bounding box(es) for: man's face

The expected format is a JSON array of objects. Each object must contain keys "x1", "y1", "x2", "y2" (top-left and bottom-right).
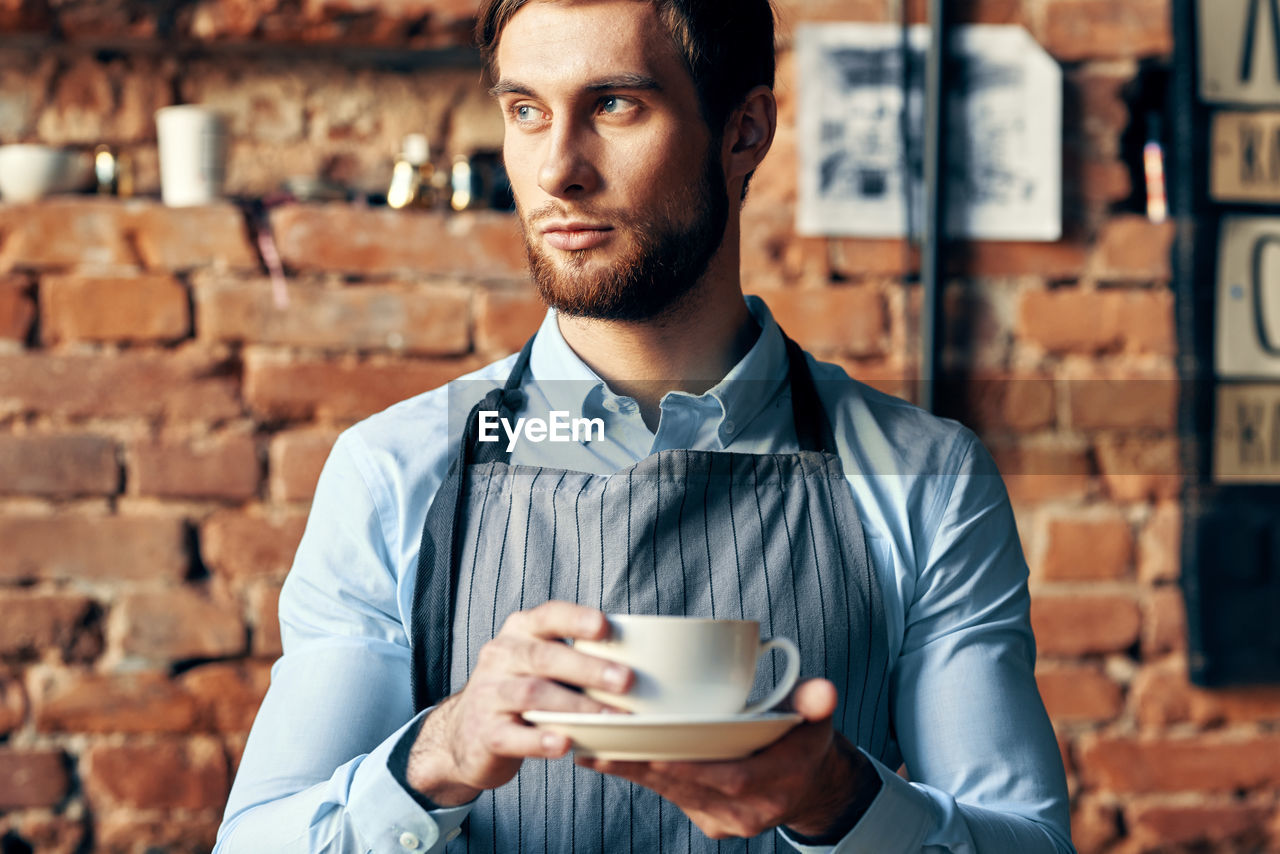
[{"x1": 493, "y1": 0, "x2": 730, "y2": 322}]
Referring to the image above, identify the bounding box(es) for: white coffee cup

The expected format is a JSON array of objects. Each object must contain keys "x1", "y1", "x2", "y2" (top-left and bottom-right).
[
  {"x1": 575, "y1": 615, "x2": 801, "y2": 717},
  {"x1": 155, "y1": 105, "x2": 227, "y2": 207}
]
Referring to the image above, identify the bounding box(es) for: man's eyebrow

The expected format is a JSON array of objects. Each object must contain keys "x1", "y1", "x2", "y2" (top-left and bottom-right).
[
  {"x1": 583, "y1": 73, "x2": 662, "y2": 93},
  {"x1": 488, "y1": 73, "x2": 663, "y2": 99}
]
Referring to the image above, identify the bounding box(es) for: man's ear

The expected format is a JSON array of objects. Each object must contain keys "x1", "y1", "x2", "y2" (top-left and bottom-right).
[{"x1": 722, "y1": 85, "x2": 777, "y2": 183}]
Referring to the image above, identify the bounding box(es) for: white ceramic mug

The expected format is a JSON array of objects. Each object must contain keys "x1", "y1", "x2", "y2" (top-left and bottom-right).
[
  {"x1": 575, "y1": 615, "x2": 801, "y2": 717},
  {"x1": 155, "y1": 105, "x2": 227, "y2": 207}
]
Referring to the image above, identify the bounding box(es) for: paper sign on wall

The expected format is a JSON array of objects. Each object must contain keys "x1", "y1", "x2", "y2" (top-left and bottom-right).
[
  {"x1": 1212, "y1": 111, "x2": 1280, "y2": 201},
  {"x1": 1216, "y1": 216, "x2": 1280, "y2": 378},
  {"x1": 1199, "y1": 0, "x2": 1280, "y2": 105},
  {"x1": 795, "y1": 24, "x2": 1061, "y2": 240},
  {"x1": 1215, "y1": 383, "x2": 1280, "y2": 481}
]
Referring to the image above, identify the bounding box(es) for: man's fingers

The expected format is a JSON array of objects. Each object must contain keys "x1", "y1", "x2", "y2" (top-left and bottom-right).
[
  {"x1": 482, "y1": 720, "x2": 573, "y2": 759},
  {"x1": 503, "y1": 601, "x2": 611, "y2": 641},
  {"x1": 480, "y1": 637, "x2": 632, "y2": 695},
  {"x1": 790, "y1": 678, "x2": 838, "y2": 723},
  {"x1": 494, "y1": 676, "x2": 621, "y2": 715}
]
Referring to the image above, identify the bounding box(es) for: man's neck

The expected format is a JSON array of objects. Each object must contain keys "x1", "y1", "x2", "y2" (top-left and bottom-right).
[{"x1": 554, "y1": 246, "x2": 758, "y2": 431}]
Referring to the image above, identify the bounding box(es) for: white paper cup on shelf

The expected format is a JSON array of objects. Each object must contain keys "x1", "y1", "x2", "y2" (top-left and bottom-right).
[{"x1": 155, "y1": 105, "x2": 227, "y2": 206}]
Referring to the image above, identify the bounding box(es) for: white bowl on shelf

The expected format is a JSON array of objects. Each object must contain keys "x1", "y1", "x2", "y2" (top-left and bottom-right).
[{"x1": 0, "y1": 144, "x2": 83, "y2": 202}]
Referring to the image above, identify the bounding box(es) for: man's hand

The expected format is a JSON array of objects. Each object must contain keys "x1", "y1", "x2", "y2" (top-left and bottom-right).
[
  {"x1": 405, "y1": 602, "x2": 632, "y2": 806},
  {"x1": 576, "y1": 679, "x2": 883, "y2": 840}
]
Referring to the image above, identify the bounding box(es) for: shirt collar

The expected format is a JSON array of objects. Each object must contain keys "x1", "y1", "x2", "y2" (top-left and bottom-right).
[{"x1": 525, "y1": 295, "x2": 790, "y2": 432}]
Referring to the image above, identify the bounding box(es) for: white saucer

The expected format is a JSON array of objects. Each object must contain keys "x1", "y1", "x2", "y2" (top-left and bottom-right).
[{"x1": 521, "y1": 710, "x2": 802, "y2": 762}]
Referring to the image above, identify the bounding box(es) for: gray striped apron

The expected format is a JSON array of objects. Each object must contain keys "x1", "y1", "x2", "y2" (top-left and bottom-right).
[{"x1": 410, "y1": 333, "x2": 892, "y2": 853}]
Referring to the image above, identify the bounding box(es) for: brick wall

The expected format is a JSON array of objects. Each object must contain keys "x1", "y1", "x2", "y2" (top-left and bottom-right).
[{"x1": 1, "y1": 1, "x2": 1278, "y2": 852}]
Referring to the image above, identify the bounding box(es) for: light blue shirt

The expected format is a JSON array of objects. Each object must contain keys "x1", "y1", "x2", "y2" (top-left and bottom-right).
[{"x1": 216, "y1": 296, "x2": 1074, "y2": 854}]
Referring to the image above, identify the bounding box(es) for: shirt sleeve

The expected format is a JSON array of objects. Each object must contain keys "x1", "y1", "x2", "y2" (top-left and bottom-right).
[
  {"x1": 782, "y1": 430, "x2": 1075, "y2": 854},
  {"x1": 214, "y1": 429, "x2": 474, "y2": 854}
]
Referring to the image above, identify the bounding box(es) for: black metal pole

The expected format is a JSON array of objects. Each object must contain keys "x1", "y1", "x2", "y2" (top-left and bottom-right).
[{"x1": 920, "y1": 0, "x2": 951, "y2": 413}]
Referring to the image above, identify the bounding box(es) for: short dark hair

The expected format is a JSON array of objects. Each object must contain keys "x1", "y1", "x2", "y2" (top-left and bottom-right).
[{"x1": 476, "y1": 0, "x2": 777, "y2": 136}]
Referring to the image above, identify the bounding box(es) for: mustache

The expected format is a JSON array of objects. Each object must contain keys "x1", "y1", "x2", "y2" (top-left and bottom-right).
[{"x1": 521, "y1": 201, "x2": 640, "y2": 227}]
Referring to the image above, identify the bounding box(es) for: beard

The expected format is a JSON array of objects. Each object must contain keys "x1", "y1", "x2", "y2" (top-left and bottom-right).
[{"x1": 518, "y1": 148, "x2": 730, "y2": 323}]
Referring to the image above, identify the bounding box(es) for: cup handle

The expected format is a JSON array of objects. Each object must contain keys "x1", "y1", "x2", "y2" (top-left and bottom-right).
[{"x1": 741, "y1": 636, "x2": 801, "y2": 716}]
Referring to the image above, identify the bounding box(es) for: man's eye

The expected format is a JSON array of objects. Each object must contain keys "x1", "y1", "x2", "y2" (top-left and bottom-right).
[
  {"x1": 513, "y1": 105, "x2": 545, "y2": 123},
  {"x1": 599, "y1": 96, "x2": 633, "y2": 114}
]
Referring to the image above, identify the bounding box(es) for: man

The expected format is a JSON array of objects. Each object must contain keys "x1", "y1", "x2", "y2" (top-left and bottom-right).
[{"x1": 217, "y1": 0, "x2": 1075, "y2": 851}]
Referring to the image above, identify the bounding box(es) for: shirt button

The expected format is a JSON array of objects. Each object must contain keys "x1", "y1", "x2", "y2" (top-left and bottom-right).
[
  {"x1": 723, "y1": 420, "x2": 736, "y2": 434},
  {"x1": 446, "y1": 828, "x2": 462, "y2": 841},
  {"x1": 399, "y1": 831, "x2": 421, "y2": 849}
]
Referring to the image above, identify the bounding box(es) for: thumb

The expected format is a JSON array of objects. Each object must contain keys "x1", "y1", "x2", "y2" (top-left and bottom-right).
[{"x1": 791, "y1": 678, "x2": 838, "y2": 723}]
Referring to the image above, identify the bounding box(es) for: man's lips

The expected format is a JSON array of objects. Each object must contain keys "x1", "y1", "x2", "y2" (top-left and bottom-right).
[{"x1": 541, "y1": 223, "x2": 614, "y2": 251}]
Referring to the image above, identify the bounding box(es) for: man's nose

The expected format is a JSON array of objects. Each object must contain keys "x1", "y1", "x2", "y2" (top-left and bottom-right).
[{"x1": 537, "y1": 119, "x2": 601, "y2": 199}]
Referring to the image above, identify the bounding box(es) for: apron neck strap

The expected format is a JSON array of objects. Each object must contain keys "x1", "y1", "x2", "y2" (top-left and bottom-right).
[
  {"x1": 463, "y1": 325, "x2": 837, "y2": 465},
  {"x1": 783, "y1": 334, "x2": 838, "y2": 455}
]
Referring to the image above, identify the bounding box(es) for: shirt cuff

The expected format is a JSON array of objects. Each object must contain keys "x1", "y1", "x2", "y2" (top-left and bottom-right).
[
  {"x1": 347, "y1": 710, "x2": 475, "y2": 852},
  {"x1": 779, "y1": 750, "x2": 935, "y2": 854}
]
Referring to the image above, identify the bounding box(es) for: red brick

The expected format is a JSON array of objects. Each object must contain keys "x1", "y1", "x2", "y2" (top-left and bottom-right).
[
  {"x1": 902, "y1": 0, "x2": 1025, "y2": 24},
  {"x1": 1066, "y1": 372, "x2": 1178, "y2": 431},
  {"x1": 1078, "y1": 733, "x2": 1280, "y2": 793},
  {"x1": 1036, "y1": 664, "x2": 1124, "y2": 722},
  {"x1": 0, "y1": 273, "x2": 34, "y2": 341},
  {"x1": 946, "y1": 240, "x2": 1089, "y2": 279},
  {"x1": 1042, "y1": 0, "x2": 1173, "y2": 61},
  {"x1": 1142, "y1": 586, "x2": 1186, "y2": 657},
  {"x1": 1071, "y1": 795, "x2": 1120, "y2": 853},
  {"x1": 947, "y1": 372, "x2": 1056, "y2": 433},
  {"x1": 41, "y1": 273, "x2": 190, "y2": 343},
  {"x1": 94, "y1": 814, "x2": 221, "y2": 854},
  {"x1": 0, "y1": 814, "x2": 85, "y2": 854},
  {"x1": 0, "y1": 749, "x2": 69, "y2": 808},
  {"x1": 130, "y1": 202, "x2": 258, "y2": 270},
  {"x1": 0, "y1": 592, "x2": 99, "y2": 660},
  {"x1": 1095, "y1": 215, "x2": 1177, "y2": 282},
  {"x1": 129, "y1": 434, "x2": 260, "y2": 500},
  {"x1": 0, "y1": 0, "x2": 52, "y2": 30},
  {"x1": 196, "y1": 277, "x2": 471, "y2": 354},
  {"x1": 748, "y1": 286, "x2": 886, "y2": 357},
  {"x1": 0, "y1": 434, "x2": 118, "y2": 497},
  {"x1": 37, "y1": 55, "x2": 170, "y2": 142},
  {"x1": 1067, "y1": 67, "x2": 1132, "y2": 138},
  {"x1": 271, "y1": 206, "x2": 526, "y2": 276},
  {"x1": 32, "y1": 669, "x2": 198, "y2": 733},
  {"x1": 0, "y1": 199, "x2": 137, "y2": 271},
  {"x1": 773, "y1": 0, "x2": 890, "y2": 29},
  {"x1": 0, "y1": 350, "x2": 241, "y2": 421},
  {"x1": 268, "y1": 427, "x2": 339, "y2": 502},
  {"x1": 1080, "y1": 157, "x2": 1132, "y2": 205},
  {"x1": 476, "y1": 285, "x2": 545, "y2": 356},
  {"x1": 828, "y1": 238, "x2": 921, "y2": 279},
  {"x1": 989, "y1": 439, "x2": 1095, "y2": 504},
  {"x1": 0, "y1": 676, "x2": 25, "y2": 735},
  {"x1": 1095, "y1": 435, "x2": 1181, "y2": 502},
  {"x1": 1125, "y1": 799, "x2": 1275, "y2": 852},
  {"x1": 0, "y1": 514, "x2": 188, "y2": 583},
  {"x1": 1133, "y1": 656, "x2": 1280, "y2": 727},
  {"x1": 179, "y1": 661, "x2": 271, "y2": 732},
  {"x1": 244, "y1": 349, "x2": 483, "y2": 421},
  {"x1": 1018, "y1": 288, "x2": 1173, "y2": 355},
  {"x1": 1138, "y1": 502, "x2": 1181, "y2": 584},
  {"x1": 248, "y1": 580, "x2": 282, "y2": 658},
  {"x1": 84, "y1": 736, "x2": 228, "y2": 809},
  {"x1": 200, "y1": 508, "x2": 306, "y2": 580},
  {"x1": 1039, "y1": 514, "x2": 1134, "y2": 581},
  {"x1": 1031, "y1": 594, "x2": 1141, "y2": 656},
  {"x1": 115, "y1": 587, "x2": 245, "y2": 661}
]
